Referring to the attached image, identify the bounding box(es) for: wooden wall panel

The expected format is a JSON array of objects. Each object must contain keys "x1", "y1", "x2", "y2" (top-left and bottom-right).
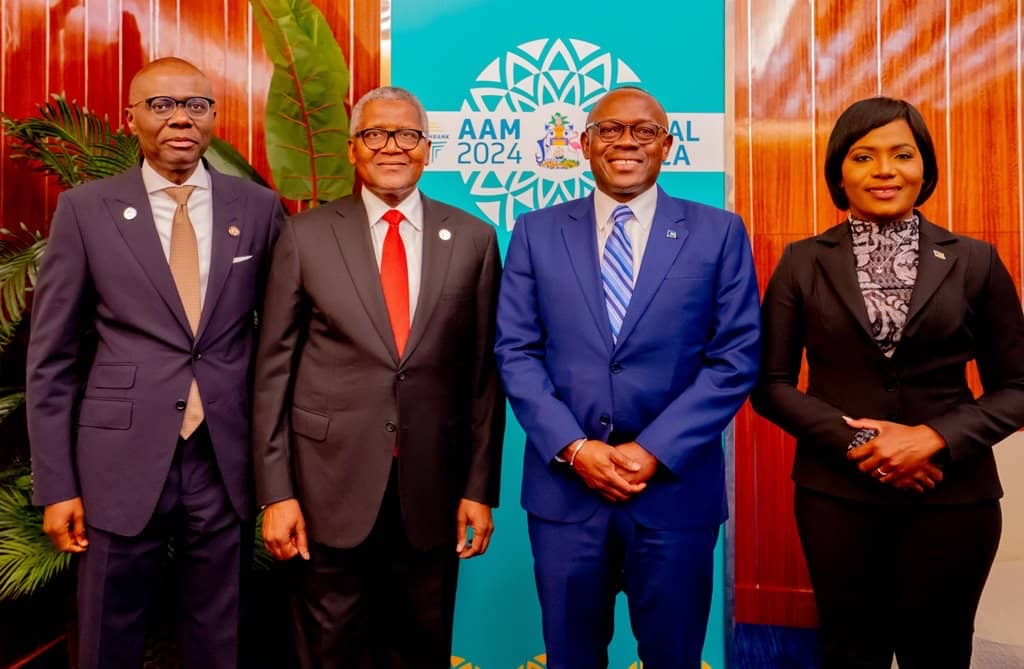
[
  {"x1": 735, "y1": 0, "x2": 1024, "y2": 628},
  {"x1": 1, "y1": 0, "x2": 381, "y2": 236},
  {"x1": 733, "y1": 0, "x2": 819, "y2": 628},
  {"x1": 879, "y1": 0, "x2": 950, "y2": 231}
]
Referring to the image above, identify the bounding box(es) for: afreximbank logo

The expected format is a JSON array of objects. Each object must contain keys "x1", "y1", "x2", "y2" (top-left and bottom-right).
[{"x1": 426, "y1": 37, "x2": 724, "y2": 230}]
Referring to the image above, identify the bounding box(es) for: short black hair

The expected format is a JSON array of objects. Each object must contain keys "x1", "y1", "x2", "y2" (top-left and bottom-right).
[{"x1": 824, "y1": 97, "x2": 938, "y2": 210}]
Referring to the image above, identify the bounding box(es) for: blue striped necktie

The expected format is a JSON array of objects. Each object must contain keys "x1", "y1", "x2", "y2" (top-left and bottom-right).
[{"x1": 602, "y1": 204, "x2": 634, "y2": 342}]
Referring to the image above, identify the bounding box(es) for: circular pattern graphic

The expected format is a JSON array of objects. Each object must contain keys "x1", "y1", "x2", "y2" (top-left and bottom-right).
[{"x1": 460, "y1": 37, "x2": 643, "y2": 229}]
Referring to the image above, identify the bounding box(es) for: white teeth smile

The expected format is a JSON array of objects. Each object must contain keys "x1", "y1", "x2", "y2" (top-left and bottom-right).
[{"x1": 610, "y1": 159, "x2": 638, "y2": 166}]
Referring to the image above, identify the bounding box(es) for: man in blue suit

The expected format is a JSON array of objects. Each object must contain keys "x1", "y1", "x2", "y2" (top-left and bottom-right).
[{"x1": 495, "y1": 87, "x2": 760, "y2": 668}]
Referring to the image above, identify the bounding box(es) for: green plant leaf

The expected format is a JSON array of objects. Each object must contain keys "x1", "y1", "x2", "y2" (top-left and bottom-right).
[
  {"x1": 0, "y1": 390, "x2": 25, "y2": 424},
  {"x1": 0, "y1": 463, "x2": 71, "y2": 600},
  {"x1": 206, "y1": 137, "x2": 269, "y2": 187},
  {"x1": 250, "y1": 0, "x2": 354, "y2": 203},
  {"x1": 0, "y1": 226, "x2": 45, "y2": 351},
  {"x1": 2, "y1": 94, "x2": 139, "y2": 188}
]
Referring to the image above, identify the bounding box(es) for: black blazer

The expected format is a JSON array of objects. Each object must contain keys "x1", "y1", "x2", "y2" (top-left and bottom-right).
[
  {"x1": 252, "y1": 193, "x2": 505, "y2": 551},
  {"x1": 752, "y1": 213, "x2": 1024, "y2": 505}
]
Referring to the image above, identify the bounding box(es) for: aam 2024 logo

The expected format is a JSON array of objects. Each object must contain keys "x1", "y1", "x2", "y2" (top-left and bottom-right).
[
  {"x1": 450, "y1": 655, "x2": 713, "y2": 668},
  {"x1": 425, "y1": 37, "x2": 724, "y2": 231}
]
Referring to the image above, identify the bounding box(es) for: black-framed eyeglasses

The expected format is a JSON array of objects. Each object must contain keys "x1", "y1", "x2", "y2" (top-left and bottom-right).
[
  {"x1": 586, "y1": 120, "x2": 666, "y2": 144},
  {"x1": 129, "y1": 96, "x2": 216, "y2": 119},
  {"x1": 356, "y1": 128, "x2": 425, "y2": 150}
]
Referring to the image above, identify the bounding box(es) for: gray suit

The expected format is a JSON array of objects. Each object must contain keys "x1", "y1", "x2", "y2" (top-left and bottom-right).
[{"x1": 253, "y1": 192, "x2": 504, "y2": 550}]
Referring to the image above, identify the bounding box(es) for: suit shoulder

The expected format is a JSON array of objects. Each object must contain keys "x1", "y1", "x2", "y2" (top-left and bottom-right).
[
  {"x1": 671, "y1": 196, "x2": 738, "y2": 222},
  {"x1": 60, "y1": 169, "x2": 138, "y2": 202},
  {"x1": 224, "y1": 173, "x2": 278, "y2": 201},
  {"x1": 521, "y1": 197, "x2": 580, "y2": 222},
  {"x1": 289, "y1": 194, "x2": 355, "y2": 227},
  {"x1": 425, "y1": 196, "x2": 497, "y2": 239}
]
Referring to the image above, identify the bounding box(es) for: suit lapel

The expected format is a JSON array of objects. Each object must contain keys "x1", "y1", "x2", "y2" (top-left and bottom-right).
[
  {"x1": 903, "y1": 216, "x2": 958, "y2": 338},
  {"x1": 814, "y1": 222, "x2": 877, "y2": 344},
  {"x1": 562, "y1": 195, "x2": 614, "y2": 353},
  {"x1": 196, "y1": 167, "x2": 242, "y2": 341},
  {"x1": 330, "y1": 197, "x2": 400, "y2": 363},
  {"x1": 403, "y1": 195, "x2": 453, "y2": 363},
  {"x1": 104, "y1": 167, "x2": 193, "y2": 337},
  {"x1": 614, "y1": 188, "x2": 688, "y2": 347}
]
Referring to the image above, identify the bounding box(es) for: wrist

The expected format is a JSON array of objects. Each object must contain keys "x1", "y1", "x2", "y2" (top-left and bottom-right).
[{"x1": 568, "y1": 439, "x2": 588, "y2": 469}]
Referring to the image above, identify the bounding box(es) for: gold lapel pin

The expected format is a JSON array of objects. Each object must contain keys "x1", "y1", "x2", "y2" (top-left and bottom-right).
[
  {"x1": 122, "y1": 207, "x2": 137, "y2": 221},
  {"x1": 932, "y1": 249, "x2": 946, "y2": 260},
  {"x1": 227, "y1": 225, "x2": 240, "y2": 237}
]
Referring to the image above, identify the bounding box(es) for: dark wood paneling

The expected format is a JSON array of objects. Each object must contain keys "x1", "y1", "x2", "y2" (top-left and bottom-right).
[{"x1": 1, "y1": 0, "x2": 381, "y2": 229}]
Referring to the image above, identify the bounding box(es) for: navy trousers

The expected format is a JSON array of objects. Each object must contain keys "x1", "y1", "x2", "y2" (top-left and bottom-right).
[
  {"x1": 528, "y1": 505, "x2": 718, "y2": 669},
  {"x1": 76, "y1": 424, "x2": 247, "y2": 669}
]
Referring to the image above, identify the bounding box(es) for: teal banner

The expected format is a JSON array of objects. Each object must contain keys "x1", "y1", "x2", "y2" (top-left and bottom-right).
[{"x1": 393, "y1": 3, "x2": 728, "y2": 667}]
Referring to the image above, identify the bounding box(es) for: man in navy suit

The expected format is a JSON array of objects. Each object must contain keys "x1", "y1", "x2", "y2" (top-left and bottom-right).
[
  {"x1": 27, "y1": 57, "x2": 283, "y2": 668},
  {"x1": 495, "y1": 86, "x2": 760, "y2": 668}
]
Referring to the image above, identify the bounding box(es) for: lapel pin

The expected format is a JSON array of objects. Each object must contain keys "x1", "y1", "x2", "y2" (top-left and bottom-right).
[
  {"x1": 122, "y1": 207, "x2": 137, "y2": 221},
  {"x1": 932, "y1": 249, "x2": 946, "y2": 260},
  {"x1": 439, "y1": 228, "x2": 452, "y2": 241},
  {"x1": 227, "y1": 225, "x2": 240, "y2": 237},
  {"x1": 666, "y1": 229, "x2": 678, "y2": 239}
]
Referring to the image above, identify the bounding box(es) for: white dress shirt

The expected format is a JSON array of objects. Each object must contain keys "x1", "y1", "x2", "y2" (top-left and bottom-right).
[
  {"x1": 593, "y1": 184, "x2": 658, "y2": 284},
  {"x1": 362, "y1": 188, "x2": 424, "y2": 322},
  {"x1": 141, "y1": 160, "x2": 213, "y2": 307}
]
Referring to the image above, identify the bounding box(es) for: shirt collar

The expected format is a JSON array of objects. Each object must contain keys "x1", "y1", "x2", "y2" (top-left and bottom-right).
[
  {"x1": 848, "y1": 212, "x2": 920, "y2": 238},
  {"x1": 362, "y1": 188, "x2": 423, "y2": 231},
  {"x1": 141, "y1": 159, "x2": 210, "y2": 195},
  {"x1": 593, "y1": 184, "x2": 658, "y2": 230}
]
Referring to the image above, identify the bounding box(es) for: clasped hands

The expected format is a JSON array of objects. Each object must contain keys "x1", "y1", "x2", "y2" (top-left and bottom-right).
[
  {"x1": 560, "y1": 440, "x2": 658, "y2": 502},
  {"x1": 843, "y1": 417, "x2": 946, "y2": 493}
]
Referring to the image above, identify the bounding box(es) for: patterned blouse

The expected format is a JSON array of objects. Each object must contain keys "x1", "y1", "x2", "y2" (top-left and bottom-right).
[{"x1": 849, "y1": 215, "x2": 920, "y2": 357}]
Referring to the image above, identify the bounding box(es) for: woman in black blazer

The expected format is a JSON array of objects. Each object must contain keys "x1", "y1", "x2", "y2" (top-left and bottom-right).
[{"x1": 752, "y1": 97, "x2": 1024, "y2": 669}]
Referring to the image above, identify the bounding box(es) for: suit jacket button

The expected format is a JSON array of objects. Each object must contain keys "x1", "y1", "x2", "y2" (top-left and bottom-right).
[
  {"x1": 397, "y1": 372, "x2": 407, "y2": 381},
  {"x1": 175, "y1": 400, "x2": 187, "y2": 411},
  {"x1": 884, "y1": 378, "x2": 898, "y2": 391},
  {"x1": 610, "y1": 363, "x2": 623, "y2": 374},
  {"x1": 385, "y1": 422, "x2": 396, "y2": 432},
  {"x1": 599, "y1": 415, "x2": 611, "y2": 427},
  {"x1": 193, "y1": 352, "x2": 202, "y2": 361}
]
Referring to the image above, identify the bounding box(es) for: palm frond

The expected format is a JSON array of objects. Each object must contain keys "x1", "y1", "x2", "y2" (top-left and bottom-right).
[
  {"x1": 2, "y1": 94, "x2": 139, "y2": 188},
  {"x1": 0, "y1": 390, "x2": 25, "y2": 424},
  {"x1": 0, "y1": 464, "x2": 71, "y2": 600},
  {"x1": 0, "y1": 225, "x2": 45, "y2": 351}
]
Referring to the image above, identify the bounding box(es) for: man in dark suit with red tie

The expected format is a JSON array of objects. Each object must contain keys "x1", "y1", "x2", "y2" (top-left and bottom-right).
[
  {"x1": 27, "y1": 57, "x2": 284, "y2": 668},
  {"x1": 252, "y1": 86, "x2": 505, "y2": 668}
]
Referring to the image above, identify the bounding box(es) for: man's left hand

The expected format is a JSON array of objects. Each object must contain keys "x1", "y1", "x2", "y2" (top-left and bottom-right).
[
  {"x1": 614, "y1": 441, "x2": 659, "y2": 485},
  {"x1": 456, "y1": 498, "x2": 494, "y2": 559}
]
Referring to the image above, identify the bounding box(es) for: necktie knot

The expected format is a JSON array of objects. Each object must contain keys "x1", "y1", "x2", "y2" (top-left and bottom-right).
[
  {"x1": 382, "y1": 209, "x2": 404, "y2": 228},
  {"x1": 612, "y1": 204, "x2": 633, "y2": 228},
  {"x1": 165, "y1": 185, "x2": 196, "y2": 206}
]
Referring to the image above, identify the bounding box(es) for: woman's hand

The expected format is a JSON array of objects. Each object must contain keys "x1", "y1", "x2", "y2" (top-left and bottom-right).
[{"x1": 845, "y1": 417, "x2": 947, "y2": 493}]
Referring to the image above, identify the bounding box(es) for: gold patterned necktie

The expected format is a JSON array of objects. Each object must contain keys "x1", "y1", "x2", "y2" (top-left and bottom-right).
[{"x1": 164, "y1": 185, "x2": 204, "y2": 437}]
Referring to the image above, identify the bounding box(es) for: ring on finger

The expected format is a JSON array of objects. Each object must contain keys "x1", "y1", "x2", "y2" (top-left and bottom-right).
[{"x1": 876, "y1": 467, "x2": 890, "y2": 477}]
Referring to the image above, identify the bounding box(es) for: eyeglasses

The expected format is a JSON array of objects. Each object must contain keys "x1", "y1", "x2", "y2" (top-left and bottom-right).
[
  {"x1": 356, "y1": 128, "x2": 425, "y2": 150},
  {"x1": 129, "y1": 96, "x2": 216, "y2": 119},
  {"x1": 586, "y1": 120, "x2": 666, "y2": 145}
]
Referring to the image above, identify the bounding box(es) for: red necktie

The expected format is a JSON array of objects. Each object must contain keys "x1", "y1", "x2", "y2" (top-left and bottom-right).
[{"x1": 380, "y1": 209, "x2": 410, "y2": 357}]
